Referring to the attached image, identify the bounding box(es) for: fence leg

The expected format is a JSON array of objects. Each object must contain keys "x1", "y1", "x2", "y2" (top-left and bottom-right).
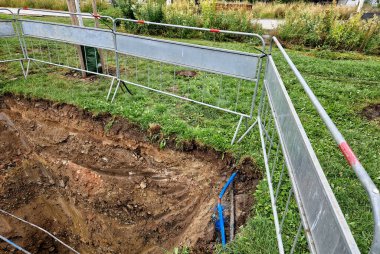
[
  {"x1": 111, "y1": 79, "x2": 121, "y2": 103},
  {"x1": 19, "y1": 60, "x2": 26, "y2": 78},
  {"x1": 19, "y1": 59, "x2": 30, "y2": 79},
  {"x1": 231, "y1": 115, "x2": 244, "y2": 145},
  {"x1": 106, "y1": 77, "x2": 116, "y2": 101},
  {"x1": 25, "y1": 59, "x2": 30, "y2": 78},
  {"x1": 237, "y1": 118, "x2": 258, "y2": 143}
]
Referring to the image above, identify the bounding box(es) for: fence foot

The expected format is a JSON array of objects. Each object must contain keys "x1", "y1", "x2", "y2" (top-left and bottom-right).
[
  {"x1": 110, "y1": 79, "x2": 121, "y2": 103},
  {"x1": 20, "y1": 59, "x2": 31, "y2": 79},
  {"x1": 231, "y1": 115, "x2": 244, "y2": 145},
  {"x1": 106, "y1": 77, "x2": 116, "y2": 101},
  {"x1": 236, "y1": 118, "x2": 258, "y2": 143},
  {"x1": 25, "y1": 59, "x2": 30, "y2": 78}
]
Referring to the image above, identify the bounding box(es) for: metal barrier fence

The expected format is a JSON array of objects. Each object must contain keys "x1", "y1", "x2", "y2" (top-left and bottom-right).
[
  {"x1": 258, "y1": 54, "x2": 359, "y2": 253},
  {"x1": 16, "y1": 9, "x2": 116, "y2": 85},
  {"x1": 12, "y1": 8, "x2": 266, "y2": 145},
  {"x1": 0, "y1": 7, "x2": 379, "y2": 254},
  {"x1": 0, "y1": 8, "x2": 27, "y2": 77},
  {"x1": 268, "y1": 37, "x2": 380, "y2": 253},
  {"x1": 109, "y1": 18, "x2": 266, "y2": 145}
]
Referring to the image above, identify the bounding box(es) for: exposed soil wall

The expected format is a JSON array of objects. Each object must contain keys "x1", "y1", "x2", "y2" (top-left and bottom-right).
[{"x1": 0, "y1": 95, "x2": 259, "y2": 254}]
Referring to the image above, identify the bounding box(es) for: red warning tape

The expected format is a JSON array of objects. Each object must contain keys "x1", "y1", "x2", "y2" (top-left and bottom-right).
[
  {"x1": 210, "y1": 28, "x2": 220, "y2": 33},
  {"x1": 92, "y1": 14, "x2": 101, "y2": 19},
  {"x1": 339, "y1": 141, "x2": 358, "y2": 166},
  {"x1": 137, "y1": 20, "x2": 145, "y2": 24}
]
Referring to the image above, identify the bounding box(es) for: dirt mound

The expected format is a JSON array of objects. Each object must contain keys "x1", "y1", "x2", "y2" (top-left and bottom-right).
[
  {"x1": 362, "y1": 103, "x2": 380, "y2": 124},
  {"x1": 175, "y1": 70, "x2": 198, "y2": 78},
  {"x1": 0, "y1": 95, "x2": 259, "y2": 254}
]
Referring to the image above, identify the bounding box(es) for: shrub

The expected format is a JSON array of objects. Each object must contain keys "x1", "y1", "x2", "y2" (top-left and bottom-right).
[
  {"x1": 250, "y1": 2, "x2": 355, "y2": 19},
  {"x1": 100, "y1": 6, "x2": 123, "y2": 19},
  {"x1": 118, "y1": 0, "x2": 136, "y2": 19},
  {"x1": 116, "y1": 0, "x2": 261, "y2": 41},
  {"x1": 200, "y1": 0, "x2": 217, "y2": 28},
  {"x1": 164, "y1": 1, "x2": 201, "y2": 38},
  {"x1": 0, "y1": 0, "x2": 68, "y2": 10},
  {"x1": 0, "y1": 0, "x2": 108, "y2": 11},
  {"x1": 278, "y1": 6, "x2": 380, "y2": 54},
  {"x1": 134, "y1": 1, "x2": 164, "y2": 23}
]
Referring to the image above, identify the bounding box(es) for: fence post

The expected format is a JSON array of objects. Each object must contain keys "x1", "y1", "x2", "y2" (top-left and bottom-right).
[{"x1": 66, "y1": 0, "x2": 87, "y2": 78}]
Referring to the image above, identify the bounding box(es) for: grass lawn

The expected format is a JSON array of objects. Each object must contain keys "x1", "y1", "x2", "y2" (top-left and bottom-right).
[{"x1": 0, "y1": 15, "x2": 379, "y2": 253}]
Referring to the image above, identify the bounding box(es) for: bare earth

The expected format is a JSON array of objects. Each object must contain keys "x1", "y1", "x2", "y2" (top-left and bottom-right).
[{"x1": 0, "y1": 95, "x2": 258, "y2": 254}]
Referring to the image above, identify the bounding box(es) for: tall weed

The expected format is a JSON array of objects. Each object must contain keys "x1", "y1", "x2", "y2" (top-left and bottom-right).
[
  {"x1": 251, "y1": 2, "x2": 355, "y2": 19},
  {"x1": 278, "y1": 6, "x2": 380, "y2": 54},
  {"x1": 0, "y1": 0, "x2": 108, "y2": 11},
  {"x1": 118, "y1": 0, "x2": 261, "y2": 41}
]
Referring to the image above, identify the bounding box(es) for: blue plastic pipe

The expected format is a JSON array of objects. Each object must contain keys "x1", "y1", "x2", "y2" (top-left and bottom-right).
[
  {"x1": 0, "y1": 234, "x2": 31, "y2": 254},
  {"x1": 219, "y1": 171, "x2": 238, "y2": 199},
  {"x1": 218, "y1": 171, "x2": 238, "y2": 247},
  {"x1": 218, "y1": 202, "x2": 226, "y2": 246}
]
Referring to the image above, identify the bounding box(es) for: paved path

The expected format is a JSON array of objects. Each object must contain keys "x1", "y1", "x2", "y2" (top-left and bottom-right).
[
  {"x1": 0, "y1": 7, "x2": 91, "y2": 18},
  {"x1": 252, "y1": 19, "x2": 285, "y2": 30}
]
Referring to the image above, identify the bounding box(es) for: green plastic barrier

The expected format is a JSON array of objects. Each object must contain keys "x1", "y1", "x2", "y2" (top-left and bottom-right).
[{"x1": 81, "y1": 46, "x2": 102, "y2": 73}]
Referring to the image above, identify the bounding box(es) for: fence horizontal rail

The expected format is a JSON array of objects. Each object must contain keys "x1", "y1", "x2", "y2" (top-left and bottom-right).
[{"x1": 20, "y1": 20, "x2": 115, "y2": 50}]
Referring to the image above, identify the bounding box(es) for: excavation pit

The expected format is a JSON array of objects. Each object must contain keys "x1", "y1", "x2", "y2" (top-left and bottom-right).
[{"x1": 0, "y1": 95, "x2": 259, "y2": 254}]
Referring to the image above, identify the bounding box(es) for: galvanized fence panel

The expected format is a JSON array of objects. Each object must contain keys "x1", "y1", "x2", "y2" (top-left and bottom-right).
[
  {"x1": 0, "y1": 20, "x2": 23, "y2": 64},
  {"x1": 0, "y1": 9, "x2": 24, "y2": 62},
  {"x1": 269, "y1": 36, "x2": 380, "y2": 254},
  {"x1": 0, "y1": 8, "x2": 27, "y2": 77},
  {"x1": 109, "y1": 18, "x2": 266, "y2": 144},
  {"x1": 260, "y1": 55, "x2": 360, "y2": 253},
  {"x1": 0, "y1": 20, "x2": 15, "y2": 37},
  {"x1": 20, "y1": 20, "x2": 115, "y2": 50},
  {"x1": 112, "y1": 33, "x2": 261, "y2": 121},
  {"x1": 17, "y1": 9, "x2": 116, "y2": 79},
  {"x1": 14, "y1": 10, "x2": 265, "y2": 141},
  {"x1": 115, "y1": 33, "x2": 260, "y2": 80}
]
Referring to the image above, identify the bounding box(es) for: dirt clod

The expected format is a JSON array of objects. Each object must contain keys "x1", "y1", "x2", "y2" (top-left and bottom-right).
[
  {"x1": 0, "y1": 95, "x2": 259, "y2": 254},
  {"x1": 175, "y1": 70, "x2": 198, "y2": 78},
  {"x1": 362, "y1": 103, "x2": 380, "y2": 124}
]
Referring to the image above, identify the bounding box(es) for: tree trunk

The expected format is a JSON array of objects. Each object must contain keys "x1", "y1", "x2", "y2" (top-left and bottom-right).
[{"x1": 66, "y1": 0, "x2": 87, "y2": 78}]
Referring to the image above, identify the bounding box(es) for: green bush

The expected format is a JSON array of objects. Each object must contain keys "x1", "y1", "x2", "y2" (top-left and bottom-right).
[
  {"x1": 115, "y1": 0, "x2": 261, "y2": 42},
  {"x1": 100, "y1": 6, "x2": 123, "y2": 19},
  {"x1": 118, "y1": 0, "x2": 136, "y2": 19},
  {"x1": 135, "y1": 1, "x2": 164, "y2": 22},
  {"x1": 278, "y1": 6, "x2": 380, "y2": 54}
]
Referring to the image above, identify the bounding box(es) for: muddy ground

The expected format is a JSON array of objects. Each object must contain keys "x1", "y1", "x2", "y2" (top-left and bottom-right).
[
  {"x1": 0, "y1": 94, "x2": 259, "y2": 254},
  {"x1": 362, "y1": 103, "x2": 380, "y2": 125}
]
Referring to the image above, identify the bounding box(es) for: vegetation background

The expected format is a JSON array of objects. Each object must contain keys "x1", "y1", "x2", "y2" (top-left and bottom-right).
[{"x1": 0, "y1": 0, "x2": 379, "y2": 53}]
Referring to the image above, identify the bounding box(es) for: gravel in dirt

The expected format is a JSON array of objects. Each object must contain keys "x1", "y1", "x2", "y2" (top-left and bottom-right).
[{"x1": 0, "y1": 95, "x2": 259, "y2": 254}]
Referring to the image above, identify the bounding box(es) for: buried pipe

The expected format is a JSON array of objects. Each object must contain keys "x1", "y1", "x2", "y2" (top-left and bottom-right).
[{"x1": 217, "y1": 171, "x2": 238, "y2": 247}]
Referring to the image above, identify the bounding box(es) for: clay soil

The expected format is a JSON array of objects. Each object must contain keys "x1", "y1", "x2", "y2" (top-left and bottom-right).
[{"x1": 0, "y1": 95, "x2": 259, "y2": 254}]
